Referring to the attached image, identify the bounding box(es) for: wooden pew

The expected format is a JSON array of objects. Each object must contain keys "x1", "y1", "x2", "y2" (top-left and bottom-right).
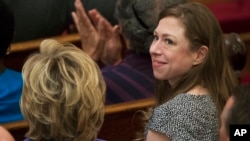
[
  {"x1": 4, "y1": 33, "x2": 81, "y2": 72},
  {"x1": 1, "y1": 98, "x2": 155, "y2": 141},
  {"x1": 98, "y1": 98, "x2": 155, "y2": 141}
]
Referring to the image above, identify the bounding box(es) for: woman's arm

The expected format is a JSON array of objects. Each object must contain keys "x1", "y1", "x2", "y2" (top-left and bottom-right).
[{"x1": 146, "y1": 130, "x2": 170, "y2": 141}]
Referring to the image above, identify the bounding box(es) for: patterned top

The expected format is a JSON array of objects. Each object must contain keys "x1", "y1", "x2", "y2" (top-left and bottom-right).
[
  {"x1": 145, "y1": 93, "x2": 219, "y2": 141},
  {"x1": 102, "y1": 50, "x2": 154, "y2": 105}
]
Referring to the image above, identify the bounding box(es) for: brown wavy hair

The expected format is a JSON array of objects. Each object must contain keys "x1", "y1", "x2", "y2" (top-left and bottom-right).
[{"x1": 155, "y1": 2, "x2": 238, "y2": 113}]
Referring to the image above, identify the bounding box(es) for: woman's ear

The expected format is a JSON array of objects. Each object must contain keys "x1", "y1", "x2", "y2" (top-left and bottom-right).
[{"x1": 193, "y1": 45, "x2": 208, "y2": 65}]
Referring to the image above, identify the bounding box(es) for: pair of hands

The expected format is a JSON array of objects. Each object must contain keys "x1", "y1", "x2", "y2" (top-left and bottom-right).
[{"x1": 71, "y1": 0, "x2": 125, "y2": 66}]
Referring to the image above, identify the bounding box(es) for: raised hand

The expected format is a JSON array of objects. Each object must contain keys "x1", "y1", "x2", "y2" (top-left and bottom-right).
[
  {"x1": 71, "y1": 0, "x2": 126, "y2": 65},
  {"x1": 71, "y1": 0, "x2": 104, "y2": 61}
]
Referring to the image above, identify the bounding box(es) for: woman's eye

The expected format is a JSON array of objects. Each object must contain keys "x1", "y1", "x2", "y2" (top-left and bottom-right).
[
  {"x1": 165, "y1": 39, "x2": 174, "y2": 45},
  {"x1": 153, "y1": 35, "x2": 159, "y2": 40}
]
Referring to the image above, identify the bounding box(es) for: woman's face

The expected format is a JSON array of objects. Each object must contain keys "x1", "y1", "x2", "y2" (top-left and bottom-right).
[{"x1": 150, "y1": 16, "x2": 197, "y2": 86}]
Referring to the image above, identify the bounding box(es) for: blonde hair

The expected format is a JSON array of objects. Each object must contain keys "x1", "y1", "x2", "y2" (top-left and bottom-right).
[{"x1": 20, "y1": 39, "x2": 106, "y2": 141}]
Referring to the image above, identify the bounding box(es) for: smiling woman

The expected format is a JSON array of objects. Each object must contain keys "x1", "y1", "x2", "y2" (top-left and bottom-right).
[
  {"x1": 150, "y1": 16, "x2": 198, "y2": 86},
  {"x1": 144, "y1": 2, "x2": 238, "y2": 141}
]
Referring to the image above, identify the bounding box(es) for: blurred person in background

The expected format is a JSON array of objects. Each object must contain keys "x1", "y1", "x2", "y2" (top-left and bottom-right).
[{"x1": 0, "y1": 0, "x2": 23, "y2": 123}]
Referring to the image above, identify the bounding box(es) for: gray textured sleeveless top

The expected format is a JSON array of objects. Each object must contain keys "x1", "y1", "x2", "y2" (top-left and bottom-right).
[{"x1": 145, "y1": 93, "x2": 219, "y2": 141}]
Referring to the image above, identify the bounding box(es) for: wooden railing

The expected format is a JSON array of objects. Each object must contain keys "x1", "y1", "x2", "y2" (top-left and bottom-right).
[
  {"x1": 9, "y1": 33, "x2": 81, "y2": 53},
  {"x1": 4, "y1": 33, "x2": 81, "y2": 72},
  {"x1": 2, "y1": 98, "x2": 155, "y2": 141}
]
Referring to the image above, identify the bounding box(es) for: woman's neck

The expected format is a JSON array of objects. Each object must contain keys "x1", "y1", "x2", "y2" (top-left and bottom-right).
[{"x1": 186, "y1": 85, "x2": 209, "y2": 95}]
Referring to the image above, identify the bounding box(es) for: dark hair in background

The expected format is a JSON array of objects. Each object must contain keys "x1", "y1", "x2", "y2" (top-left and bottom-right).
[
  {"x1": 0, "y1": 0, "x2": 14, "y2": 58},
  {"x1": 114, "y1": 0, "x2": 187, "y2": 54},
  {"x1": 225, "y1": 84, "x2": 250, "y2": 135}
]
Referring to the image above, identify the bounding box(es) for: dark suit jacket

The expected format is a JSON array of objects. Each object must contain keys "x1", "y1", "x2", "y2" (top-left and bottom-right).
[{"x1": 3, "y1": 0, "x2": 117, "y2": 42}]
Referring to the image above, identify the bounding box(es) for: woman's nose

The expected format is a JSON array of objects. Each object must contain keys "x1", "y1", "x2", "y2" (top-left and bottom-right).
[{"x1": 150, "y1": 41, "x2": 162, "y2": 56}]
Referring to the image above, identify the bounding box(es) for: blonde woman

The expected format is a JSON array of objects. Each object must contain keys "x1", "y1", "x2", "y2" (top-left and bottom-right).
[{"x1": 21, "y1": 39, "x2": 106, "y2": 141}]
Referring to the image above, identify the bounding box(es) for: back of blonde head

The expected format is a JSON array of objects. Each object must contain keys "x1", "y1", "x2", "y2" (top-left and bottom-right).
[{"x1": 21, "y1": 39, "x2": 106, "y2": 141}]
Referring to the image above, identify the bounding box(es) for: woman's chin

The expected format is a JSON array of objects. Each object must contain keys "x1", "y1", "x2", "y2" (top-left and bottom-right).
[{"x1": 153, "y1": 73, "x2": 167, "y2": 80}]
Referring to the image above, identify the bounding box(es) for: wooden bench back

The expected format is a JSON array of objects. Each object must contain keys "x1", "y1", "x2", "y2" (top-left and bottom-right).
[
  {"x1": 99, "y1": 98, "x2": 155, "y2": 141},
  {"x1": 4, "y1": 33, "x2": 81, "y2": 72},
  {"x1": 2, "y1": 98, "x2": 155, "y2": 141}
]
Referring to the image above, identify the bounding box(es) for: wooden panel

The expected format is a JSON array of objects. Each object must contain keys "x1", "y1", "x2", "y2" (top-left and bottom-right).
[
  {"x1": 98, "y1": 98, "x2": 155, "y2": 141},
  {"x1": 1, "y1": 98, "x2": 155, "y2": 141},
  {"x1": 4, "y1": 33, "x2": 81, "y2": 72},
  {"x1": 10, "y1": 33, "x2": 80, "y2": 53}
]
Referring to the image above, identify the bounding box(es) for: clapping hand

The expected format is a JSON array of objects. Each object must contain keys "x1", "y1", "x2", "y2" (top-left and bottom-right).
[{"x1": 71, "y1": 0, "x2": 126, "y2": 65}]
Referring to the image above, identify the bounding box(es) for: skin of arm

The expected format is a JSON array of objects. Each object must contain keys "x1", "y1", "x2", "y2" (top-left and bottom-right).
[
  {"x1": 146, "y1": 130, "x2": 170, "y2": 141},
  {"x1": 0, "y1": 126, "x2": 15, "y2": 141}
]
